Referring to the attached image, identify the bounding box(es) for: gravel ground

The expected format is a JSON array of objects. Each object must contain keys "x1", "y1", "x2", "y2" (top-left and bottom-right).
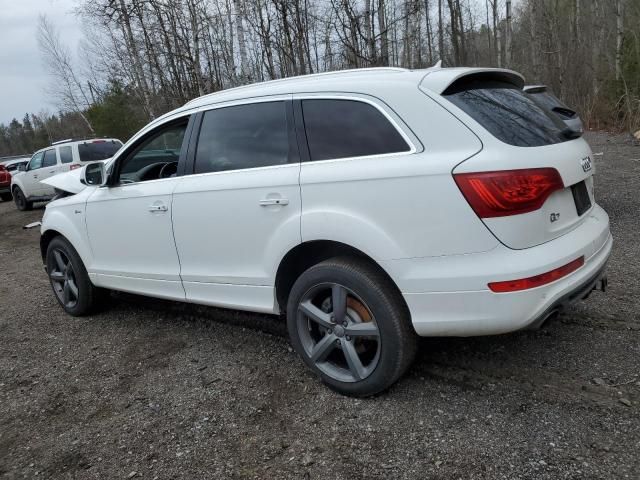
[{"x1": 0, "y1": 131, "x2": 639, "y2": 479}]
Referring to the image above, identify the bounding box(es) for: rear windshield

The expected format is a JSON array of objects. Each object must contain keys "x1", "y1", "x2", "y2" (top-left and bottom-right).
[
  {"x1": 78, "y1": 140, "x2": 122, "y2": 162},
  {"x1": 444, "y1": 79, "x2": 571, "y2": 147}
]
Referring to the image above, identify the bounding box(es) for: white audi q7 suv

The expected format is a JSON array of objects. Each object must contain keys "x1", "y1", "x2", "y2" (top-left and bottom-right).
[{"x1": 40, "y1": 67, "x2": 612, "y2": 396}]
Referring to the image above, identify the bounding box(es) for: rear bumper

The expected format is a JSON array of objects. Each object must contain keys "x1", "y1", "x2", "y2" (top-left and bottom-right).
[
  {"x1": 0, "y1": 185, "x2": 10, "y2": 194},
  {"x1": 383, "y1": 204, "x2": 612, "y2": 336}
]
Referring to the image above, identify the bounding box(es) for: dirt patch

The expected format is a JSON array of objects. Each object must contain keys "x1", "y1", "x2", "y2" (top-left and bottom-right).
[{"x1": 0, "y1": 132, "x2": 638, "y2": 479}]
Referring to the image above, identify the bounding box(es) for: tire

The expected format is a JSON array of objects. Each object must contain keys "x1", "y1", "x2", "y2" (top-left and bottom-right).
[
  {"x1": 287, "y1": 256, "x2": 418, "y2": 397},
  {"x1": 46, "y1": 236, "x2": 104, "y2": 316},
  {"x1": 0, "y1": 193, "x2": 12, "y2": 202},
  {"x1": 13, "y1": 187, "x2": 32, "y2": 211}
]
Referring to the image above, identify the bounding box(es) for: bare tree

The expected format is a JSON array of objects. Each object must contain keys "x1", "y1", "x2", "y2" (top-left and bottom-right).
[{"x1": 37, "y1": 15, "x2": 94, "y2": 133}]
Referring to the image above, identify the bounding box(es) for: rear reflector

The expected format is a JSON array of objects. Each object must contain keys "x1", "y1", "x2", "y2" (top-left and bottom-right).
[
  {"x1": 454, "y1": 168, "x2": 564, "y2": 218},
  {"x1": 488, "y1": 256, "x2": 584, "y2": 293}
]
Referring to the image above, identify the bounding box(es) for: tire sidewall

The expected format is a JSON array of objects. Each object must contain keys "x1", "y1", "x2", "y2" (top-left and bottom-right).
[
  {"x1": 287, "y1": 261, "x2": 408, "y2": 397},
  {"x1": 13, "y1": 188, "x2": 26, "y2": 211},
  {"x1": 46, "y1": 236, "x2": 95, "y2": 316}
]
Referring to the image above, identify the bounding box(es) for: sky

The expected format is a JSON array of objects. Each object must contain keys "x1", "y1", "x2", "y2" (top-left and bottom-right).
[{"x1": 0, "y1": 0, "x2": 82, "y2": 125}]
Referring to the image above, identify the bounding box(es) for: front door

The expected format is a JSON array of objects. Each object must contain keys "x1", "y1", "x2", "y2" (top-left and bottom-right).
[
  {"x1": 23, "y1": 151, "x2": 44, "y2": 197},
  {"x1": 39, "y1": 148, "x2": 60, "y2": 196},
  {"x1": 172, "y1": 99, "x2": 301, "y2": 312},
  {"x1": 84, "y1": 118, "x2": 191, "y2": 300}
]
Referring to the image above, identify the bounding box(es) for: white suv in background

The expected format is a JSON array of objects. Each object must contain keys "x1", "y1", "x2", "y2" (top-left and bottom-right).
[
  {"x1": 39, "y1": 67, "x2": 611, "y2": 396},
  {"x1": 11, "y1": 138, "x2": 122, "y2": 210}
]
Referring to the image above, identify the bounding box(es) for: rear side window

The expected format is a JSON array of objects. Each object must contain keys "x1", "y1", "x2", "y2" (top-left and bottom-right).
[
  {"x1": 444, "y1": 78, "x2": 570, "y2": 147},
  {"x1": 302, "y1": 99, "x2": 410, "y2": 161},
  {"x1": 42, "y1": 149, "x2": 57, "y2": 167},
  {"x1": 78, "y1": 140, "x2": 123, "y2": 162},
  {"x1": 59, "y1": 146, "x2": 73, "y2": 164},
  {"x1": 195, "y1": 101, "x2": 289, "y2": 174}
]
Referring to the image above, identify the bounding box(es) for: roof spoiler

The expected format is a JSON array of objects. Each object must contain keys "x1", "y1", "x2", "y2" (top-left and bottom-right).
[{"x1": 420, "y1": 68, "x2": 525, "y2": 95}]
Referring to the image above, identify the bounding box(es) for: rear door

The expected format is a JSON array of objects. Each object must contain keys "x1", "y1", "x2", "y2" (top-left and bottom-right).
[
  {"x1": 438, "y1": 74, "x2": 595, "y2": 249},
  {"x1": 172, "y1": 98, "x2": 301, "y2": 312}
]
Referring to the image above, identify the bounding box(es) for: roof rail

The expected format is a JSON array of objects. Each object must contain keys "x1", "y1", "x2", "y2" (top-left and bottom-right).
[
  {"x1": 51, "y1": 136, "x2": 116, "y2": 146},
  {"x1": 184, "y1": 67, "x2": 410, "y2": 107}
]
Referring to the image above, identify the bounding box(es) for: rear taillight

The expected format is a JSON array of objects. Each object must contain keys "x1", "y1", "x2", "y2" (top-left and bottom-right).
[
  {"x1": 69, "y1": 164, "x2": 81, "y2": 170},
  {"x1": 453, "y1": 168, "x2": 564, "y2": 218},
  {"x1": 0, "y1": 165, "x2": 6, "y2": 172},
  {"x1": 488, "y1": 256, "x2": 584, "y2": 293}
]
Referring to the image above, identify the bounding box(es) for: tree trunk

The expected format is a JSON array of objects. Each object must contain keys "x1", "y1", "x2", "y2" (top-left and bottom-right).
[
  {"x1": 378, "y1": 0, "x2": 389, "y2": 65},
  {"x1": 616, "y1": 0, "x2": 624, "y2": 82}
]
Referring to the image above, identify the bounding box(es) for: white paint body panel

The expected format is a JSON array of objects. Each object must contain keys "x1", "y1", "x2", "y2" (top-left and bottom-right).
[
  {"x1": 84, "y1": 179, "x2": 185, "y2": 298},
  {"x1": 40, "y1": 67, "x2": 612, "y2": 338},
  {"x1": 172, "y1": 163, "x2": 301, "y2": 311}
]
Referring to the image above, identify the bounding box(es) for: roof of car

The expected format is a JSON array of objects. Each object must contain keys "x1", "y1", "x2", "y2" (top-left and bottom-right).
[
  {"x1": 32, "y1": 138, "x2": 122, "y2": 155},
  {"x1": 1, "y1": 157, "x2": 30, "y2": 165},
  {"x1": 143, "y1": 66, "x2": 526, "y2": 132}
]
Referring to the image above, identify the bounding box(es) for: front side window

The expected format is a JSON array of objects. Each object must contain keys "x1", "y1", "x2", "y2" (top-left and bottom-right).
[
  {"x1": 78, "y1": 140, "x2": 123, "y2": 162},
  {"x1": 194, "y1": 101, "x2": 289, "y2": 174},
  {"x1": 42, "y1": 149, "x2": 57, "y2": 168},
  {"x1": 117, "y1": 122, "x2": 187, "y2": 184},
  {"x1": 59, "y1": 146, "x2": 73, "y2": 164},
  {"x1": 28, "y1": 152, "x2": 44, "y2": 171},
  {"x1": 301, "y1": 99, "x2": 410, "y2": 161}
]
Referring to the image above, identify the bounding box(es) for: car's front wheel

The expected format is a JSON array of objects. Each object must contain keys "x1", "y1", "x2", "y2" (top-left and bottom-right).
[
  {"x1": 287, "y1": 257, "x2": 418, "y2": 397},
  {"x1": 13, "y1": 187, "x2": 32, "y2": 211},
  {"x1": 46, "y1": 236, "x2": 103, "y2": 316}
]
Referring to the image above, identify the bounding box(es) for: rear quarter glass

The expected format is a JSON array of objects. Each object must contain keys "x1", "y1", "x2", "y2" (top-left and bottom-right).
[{"x1": 443, "y1": 78, "x2": 571, "y2": 147}]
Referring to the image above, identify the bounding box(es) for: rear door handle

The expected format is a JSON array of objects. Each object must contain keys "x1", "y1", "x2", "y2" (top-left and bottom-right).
[
  {"x1": 259, "y1": 198, "x2": 289, "y2": 206},
  {"x1": 148, "y1": 204, "x2": 168, "y2": 212}
]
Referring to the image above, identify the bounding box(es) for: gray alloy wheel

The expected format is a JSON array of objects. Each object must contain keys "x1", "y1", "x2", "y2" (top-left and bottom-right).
[
  {"x1": 48, "y1": 248, "x2": 79, "y2": 309},
  {"x1": 296, "y1": 283, "x2": 381, "y2": 383}
]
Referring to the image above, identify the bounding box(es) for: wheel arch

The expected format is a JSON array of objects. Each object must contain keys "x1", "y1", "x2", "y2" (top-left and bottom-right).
[{"x1": 274, "y1": 240, "x2": 405, "y2": 313}]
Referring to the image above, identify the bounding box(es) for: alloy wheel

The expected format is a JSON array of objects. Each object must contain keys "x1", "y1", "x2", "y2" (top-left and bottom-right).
[
  {"x1": 49, "y1": 249, "x2": 79, "y2": 309},
  {"x1": 296, "y1": 283, "x2": 381, "y2": 383}
]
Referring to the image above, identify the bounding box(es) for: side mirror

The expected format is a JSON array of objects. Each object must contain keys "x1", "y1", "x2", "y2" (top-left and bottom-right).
[{"x1": 82, "y1": 162, "x2": 106, "y2": 186}]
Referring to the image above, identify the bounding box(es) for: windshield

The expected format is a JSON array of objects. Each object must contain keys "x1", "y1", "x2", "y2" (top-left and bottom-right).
[{"x1": 78, "y1": 140, "x2": 123, "y2": 162}]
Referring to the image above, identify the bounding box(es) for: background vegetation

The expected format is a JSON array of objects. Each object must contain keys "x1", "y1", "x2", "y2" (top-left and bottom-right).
[{"x1": 1, "y1": 0, "x2": 637, "y2": 157}]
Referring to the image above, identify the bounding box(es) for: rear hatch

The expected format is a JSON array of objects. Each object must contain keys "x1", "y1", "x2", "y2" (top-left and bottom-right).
[{"x1": 434, "y1": 71, "x2": 594, "y2": 250}]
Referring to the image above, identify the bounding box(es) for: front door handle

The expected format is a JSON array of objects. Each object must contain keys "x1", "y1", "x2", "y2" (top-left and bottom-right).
[
  {"x1": 259, "y1": 198, "x2": 289, "y2": 207},
  {"x1": 148, "y1": 204, "x2": 168, "y2": 212}
]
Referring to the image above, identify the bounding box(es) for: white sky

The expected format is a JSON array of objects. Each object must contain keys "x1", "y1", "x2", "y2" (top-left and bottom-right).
[{"x1": 0, "y1": 0, "x2": 82, "y2": 125}]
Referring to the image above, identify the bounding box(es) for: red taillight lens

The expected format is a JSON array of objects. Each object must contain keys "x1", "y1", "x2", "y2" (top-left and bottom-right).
[
  {"x1": 454, "y1": 168, "x2": 564, "y2": 218},
  {"x1": 69, "y1": 164, "x2": 81, "y2": 170},
  {"x1": 488, "y1": 256, "x2": 584, "y2": 293},
  {"x1": 0, "y1": 165, "x2": 6, "y2": 172}
]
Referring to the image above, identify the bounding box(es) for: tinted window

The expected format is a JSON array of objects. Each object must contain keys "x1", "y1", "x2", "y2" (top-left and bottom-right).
[
  {"x1": 59, "y1": 146, "x2": 73, "y2": 164},
  {"x1": 28, "y1": 153, "x2": 43, "y2": 170},
  {"x1": 78, "y1": 140, "x2": 123, "y2": 162},
  {"x1": 118, "y1": 123, "x2": 187, "y2": 183},
  {"x1": 195, "y1": 102, "x2": 289, "y2": 174},
  {"x1": 444, "y1": 79, "x2": 571, "y2": 147},
  {"x1": 7, "y1": 162, "x2": 26, "y2": 172},
  {"x1": 42, "y1": 149, "x2": 57, "y2": 168},
  {"x1": 302, "y1": 99, "x2": 410, "y2": 161}
]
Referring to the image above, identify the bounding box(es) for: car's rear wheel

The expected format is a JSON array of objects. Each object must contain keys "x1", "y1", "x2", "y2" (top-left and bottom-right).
[
  {"x1": 287, "y1": 257, "x2": 418, "y2": 397},
  {"x1": 46, "y1": 236, "x2": 103, "y2": 316},
  {"x1": 0, "y1": 193, "x2": 12, "y2": 202},
  {"x1": 13, "y1": 187, "x2": 32, "y2": 211}
]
